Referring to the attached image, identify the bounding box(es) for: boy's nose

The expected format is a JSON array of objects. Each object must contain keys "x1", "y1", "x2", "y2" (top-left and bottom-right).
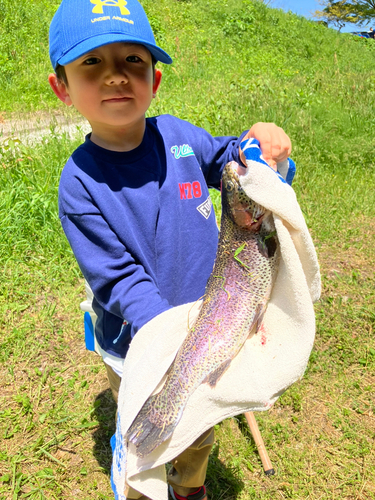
[
  {"x1": 106, "y1": 63, "x2": 129, "y2": 85},
  {"x1": 107, "y1": 73, "x2": 128, "y2": 85},
  {"x1": 108, "y1": 75, "x2": 128, "y2": 85}
]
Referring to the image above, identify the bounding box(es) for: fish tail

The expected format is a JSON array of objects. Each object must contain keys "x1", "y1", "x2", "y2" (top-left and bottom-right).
[{"x1": 126, "y1": 394, "x2": 180, "y2": 457}]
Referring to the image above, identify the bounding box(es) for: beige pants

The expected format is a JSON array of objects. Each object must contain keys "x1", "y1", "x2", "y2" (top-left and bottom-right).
[{"x1": 104, "y1": 363, "x2": 214, "y2": 499}]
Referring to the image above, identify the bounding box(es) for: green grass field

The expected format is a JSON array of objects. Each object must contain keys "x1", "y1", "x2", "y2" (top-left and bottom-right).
[{"x1": 0, "y1": 0, "x2": 374, "y2": 498}]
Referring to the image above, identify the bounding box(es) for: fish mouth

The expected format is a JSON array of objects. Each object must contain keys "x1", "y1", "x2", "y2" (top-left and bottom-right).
[
  {"x1": 222, "y1": 162, "x2": 268, "y2": 230},
  {"x1": 226, "y1": 161, "x2": 246, "y2": 181},
  {"x1": 235, "y1": 163, "x2": 247, "y2": 177},
  {"x1": 233, "y1": 208, "x2": 265, "y2": 230}
]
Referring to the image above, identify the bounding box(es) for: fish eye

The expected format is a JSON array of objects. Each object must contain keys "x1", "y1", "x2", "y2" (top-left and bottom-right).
[{"x1": 225, "y1": 180, "x2": 234, "y2": 192}]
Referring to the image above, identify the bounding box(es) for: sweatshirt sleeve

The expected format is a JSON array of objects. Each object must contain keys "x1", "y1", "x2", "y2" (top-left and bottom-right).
[
  {"x1": 196, "y1": 128, "x2": 248, "y2": 188},
  {"x1": 59, "y1": 158, "x2": 173, "y2": 341},
  {"x1": 61, "y1": 212, "x2": 172, "y2": 337}
]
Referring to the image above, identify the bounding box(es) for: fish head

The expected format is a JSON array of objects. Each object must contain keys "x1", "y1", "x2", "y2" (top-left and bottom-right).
[{"x1": 221, "y1": 161, "x2": 268, "y2": 231}]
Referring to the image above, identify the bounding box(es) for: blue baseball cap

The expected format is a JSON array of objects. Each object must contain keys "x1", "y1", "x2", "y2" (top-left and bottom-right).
[{"x1": 49, "y1": 0, "x2": 172, "y2": 70}]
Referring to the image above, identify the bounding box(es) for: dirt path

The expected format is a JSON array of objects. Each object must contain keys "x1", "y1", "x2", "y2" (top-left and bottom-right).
[{"x1": 0, "y1": 111, "x2": 90, "y2": 143}]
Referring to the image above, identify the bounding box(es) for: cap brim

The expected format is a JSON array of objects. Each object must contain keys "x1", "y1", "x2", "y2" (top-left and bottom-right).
[{"x1": 57, "y1": 33, "x2": 172, "y2": 67}]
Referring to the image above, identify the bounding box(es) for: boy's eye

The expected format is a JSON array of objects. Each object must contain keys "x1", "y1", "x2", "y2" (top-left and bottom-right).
[
  {"x1": 83, "y1": 57, "x2": 100, "y2": 65},
  {"x1": 126, "y1": 55, "x2": 142, "y2": 63}
]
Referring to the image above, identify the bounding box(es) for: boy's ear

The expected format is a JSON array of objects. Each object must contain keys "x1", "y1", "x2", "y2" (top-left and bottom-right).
[
  {"x1": 152, "y1": 69, "x2": 162, "y2": 98},
  {"x1": 48, "y1": 73, "x2": 73, "y2": 106}
]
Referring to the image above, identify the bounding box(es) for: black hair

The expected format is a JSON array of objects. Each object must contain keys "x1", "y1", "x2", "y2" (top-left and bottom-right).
[{"x1": 55, "y1": 64, "x2": 67, "y2": 85}]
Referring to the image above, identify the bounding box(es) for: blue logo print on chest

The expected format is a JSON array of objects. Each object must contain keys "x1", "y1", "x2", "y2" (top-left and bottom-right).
[{"x1": 171, "y1": 144, "x2": 195, "y2": 159}]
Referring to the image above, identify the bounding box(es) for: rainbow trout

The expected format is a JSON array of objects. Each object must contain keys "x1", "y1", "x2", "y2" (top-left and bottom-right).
[{"x1": 127, "y1": 161, "x2": 280, "y2": 457}]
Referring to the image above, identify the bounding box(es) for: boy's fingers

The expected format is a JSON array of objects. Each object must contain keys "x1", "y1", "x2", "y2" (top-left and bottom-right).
[
  {"x1": 240, "y1": 148, "x2": 278, "y2": 172},
  {"x1": 267, "y1": 159, "x2": 277, "y2": 169},
  {"x1": 248, "y1": 123, "x2": 292, "y2": 167}
]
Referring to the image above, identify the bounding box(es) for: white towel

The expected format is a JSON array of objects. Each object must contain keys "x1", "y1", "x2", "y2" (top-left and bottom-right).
[{"x1": 112, "y1": 139, "x2": 321, "y2": 500}]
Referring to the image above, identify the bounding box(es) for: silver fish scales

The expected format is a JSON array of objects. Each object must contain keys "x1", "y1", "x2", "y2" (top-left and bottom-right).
[{"x1": 127, "y1": 161, "x2": 280, "y2": 457}]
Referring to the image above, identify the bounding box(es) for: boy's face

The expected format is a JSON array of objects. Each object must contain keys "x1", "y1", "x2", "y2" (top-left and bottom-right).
[{"x1": 49, "y1": 43, "x2": 162, "y2": 140}]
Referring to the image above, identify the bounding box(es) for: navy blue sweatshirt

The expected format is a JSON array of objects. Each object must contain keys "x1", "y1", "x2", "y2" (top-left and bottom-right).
[{"x1": 59, "y1": 114, "x2": 245, "y2": 358}]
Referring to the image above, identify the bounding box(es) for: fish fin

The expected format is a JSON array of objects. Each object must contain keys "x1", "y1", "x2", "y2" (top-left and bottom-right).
[
  {"x1": 204, "y1": 359, "x2": 232, "y2": 388},
  {"x1": 126, "y1": 394, "x2": 180, "y2": 457},
  {"x1": 248, "y1": 303, "x2": 267, "y2": 338},
  {"x1": 257, "y1": 233, "x2": 278, "y2": 258}
]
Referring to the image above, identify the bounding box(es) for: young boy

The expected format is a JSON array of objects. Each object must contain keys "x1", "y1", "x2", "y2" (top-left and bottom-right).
[{"x1": 48, "y1": 1, "x2": 292, "y2": 498}]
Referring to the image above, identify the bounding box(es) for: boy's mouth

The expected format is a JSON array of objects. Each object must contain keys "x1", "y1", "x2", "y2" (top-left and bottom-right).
[{"x1": 104, "y1": 96, "x2": 132, "y2": 103}]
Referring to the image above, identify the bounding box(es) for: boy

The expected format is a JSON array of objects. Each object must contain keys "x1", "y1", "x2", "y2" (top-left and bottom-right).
[{"x1": 48, "y1": 1, "x2": 292, "y2": 498}]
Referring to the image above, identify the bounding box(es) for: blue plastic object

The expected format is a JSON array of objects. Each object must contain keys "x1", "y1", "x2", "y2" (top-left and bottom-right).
[{"x1": 84, "y1": 312, "x2": 95, "y2": 352}]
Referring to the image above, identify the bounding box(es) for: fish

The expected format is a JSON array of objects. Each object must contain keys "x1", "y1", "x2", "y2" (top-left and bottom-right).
[{"x1": 126, "y1": 161, "x2": 280, "y2": 457}]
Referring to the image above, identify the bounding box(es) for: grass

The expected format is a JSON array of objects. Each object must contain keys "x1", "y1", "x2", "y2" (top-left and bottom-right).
[{"x1": 0, "y1": 0, "x2": 375, "y2": 498}]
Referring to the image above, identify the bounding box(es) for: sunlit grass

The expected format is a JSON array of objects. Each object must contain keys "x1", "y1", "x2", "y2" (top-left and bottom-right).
[{"x1": 0, "y1": 0, "x2": 374, "y2": 498}]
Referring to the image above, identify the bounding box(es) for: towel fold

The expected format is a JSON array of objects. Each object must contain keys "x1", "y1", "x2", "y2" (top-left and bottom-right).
[{"x1": 112, "y1": 139, "x2": 321, "y2": 500}]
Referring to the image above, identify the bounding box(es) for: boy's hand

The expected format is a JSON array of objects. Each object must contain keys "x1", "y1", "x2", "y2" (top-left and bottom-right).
[{"x1": 239, "y1": 123, "x2": 291, "y2": 171}]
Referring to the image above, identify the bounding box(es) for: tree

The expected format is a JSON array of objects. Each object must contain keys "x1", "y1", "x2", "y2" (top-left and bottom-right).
[
  {"x1": 356, "y1": 0, "x2": 375, "y2": 9},
  {"x1": 314, "y1": 1, "x2": 360, "y2": 31},
  {"x1": 354, "y1": 1, "x2": 375, "y2": 23},
  {"x1": 314, "y1": 0, "x2": 375, "y2": 29}
]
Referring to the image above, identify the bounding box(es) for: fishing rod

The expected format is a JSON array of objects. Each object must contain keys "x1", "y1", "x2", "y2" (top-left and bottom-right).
[{"x1": 244, "y1": 412, "x2": 275, "y2": 476}]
